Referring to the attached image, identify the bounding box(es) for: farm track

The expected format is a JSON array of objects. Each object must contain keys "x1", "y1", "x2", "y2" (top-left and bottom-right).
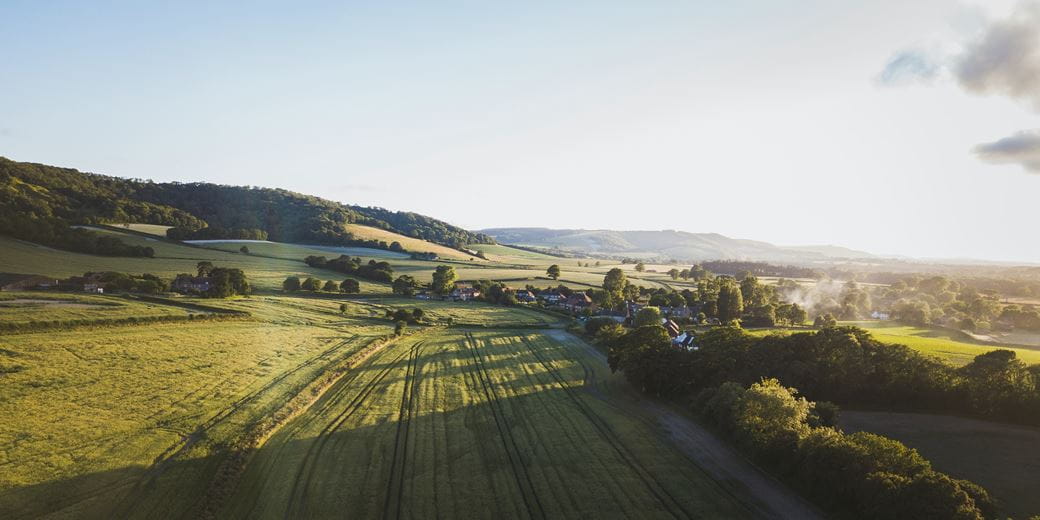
[
  {"x1": 113, "y1": 333, "x2": 366, "y2": 518},
  {"x1": 282, "y1": 342, "x2": 419, "y2": 519},
  {"x1": 382, "y1": 340, "x2": 426, "y2": 520},
  {"x1": 463, "y1": 332, "x2": 546, "y2": 520},
  {"x1": 517, "y1": 335, "x2": 690, "y2": 519}
]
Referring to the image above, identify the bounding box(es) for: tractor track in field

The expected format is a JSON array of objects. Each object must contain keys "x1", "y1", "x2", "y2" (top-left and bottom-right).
[
  {"x1": 283, "y1": 342, "x2": 420, "y2": 519},
  {"x1": 518, "y1": 335, "x2": 691, "y2": 519},
  {"x1": 382, "y1": 340, "x2": 426, "y2": 520},
  {"x1": 463, "y1": 332, "x2": 547, "y2": 520},
  {"x1": 110, "y1": 334, "x2": 365, "y2": 517},
  {"x1": 543, "y1": 329, "x2": 824, "y2": 520}
]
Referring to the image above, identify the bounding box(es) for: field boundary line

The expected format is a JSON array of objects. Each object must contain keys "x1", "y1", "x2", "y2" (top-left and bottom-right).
[
  {"x1": 189, "y1": 331, "x2": 420, "y2": 519},
  {"x1": 463, "y1": 332, "x2": 547, "y2": 520}
]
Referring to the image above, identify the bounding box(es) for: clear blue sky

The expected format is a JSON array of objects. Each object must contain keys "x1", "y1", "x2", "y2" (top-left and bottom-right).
[{"x1": 2, "y1": 1, "x2": 1038, "y2": 261}]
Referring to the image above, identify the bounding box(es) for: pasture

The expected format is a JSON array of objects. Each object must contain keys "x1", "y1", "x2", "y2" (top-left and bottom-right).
[
  {"x1": 224, "y1": 329, "x2": 751, "y2": 519},
  {"x1": 841, "y1": 321, "x2": 1040, "y2": 366},
  {"x1": 0, "y1": 235, "x2": 391, "y2": 294},
  {"x1": 344, "y1": 224, "x2": 482, "y2": 262},
  {"x1": 0, "y1": 292, "x2": 196, "y2": 329},
  {"x1": 0, "y1": 296, "x2": 395, "y2": 518},
  {"x1": 840, "y1": 411, "x2": 1040, "y2": 519}
]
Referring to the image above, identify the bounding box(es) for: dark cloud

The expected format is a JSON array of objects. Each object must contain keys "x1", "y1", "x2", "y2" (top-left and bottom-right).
[
  {"x1": 973, "y1": 129, "x2": 1040, "y2": 172},
  {"x1": 878, "y1": 51, "x2": 941, "y2": 86},
  {"x1": 954, "y1": 3, "x2": 1040, "y2": 110}
]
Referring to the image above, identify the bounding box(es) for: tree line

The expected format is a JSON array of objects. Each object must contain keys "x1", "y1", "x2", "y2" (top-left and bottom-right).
[
  {"x1": 605, "y1": 324, "x2": 1006, "y2": 519},
  {"x1": 304, "y1": 255, "x2": 394, "y2": 283},
  {"x1": 0, "y1": 156, "x2": 492, "y2": 257}
]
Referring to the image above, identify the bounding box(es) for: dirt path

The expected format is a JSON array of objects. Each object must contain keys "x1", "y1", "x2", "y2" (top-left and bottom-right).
[{"x1": 545, "y1": 329, "x2": 824, "y2": 520}]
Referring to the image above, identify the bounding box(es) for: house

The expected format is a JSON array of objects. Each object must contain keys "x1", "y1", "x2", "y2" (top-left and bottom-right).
[
  {"x1": 450, "y1": 283, "x2": 480, "y2": 301},
  {"x1": 563, "y1": 292, "x2": 594, "y2": 312},
  {"x1": 514, "y1": 289, "x2": 537, "y2": 304},
  {"x1": 871, "y1": 310, "x2": 891, "y2": 320},
  {"x1": 411, "y1": 252, "x2": 439, "y2": 261},
  {"x1": 663, "y1": 319, "x2": 682, "y2": 338},
  {"x1": 659, "y1": 306, "x2": 693, "y2": 319},
  {"x1": 0, "y1": 273, "x2": 58, "y2": 292},
  {"x1": 83, "y1": 283, "x2": 104, "y2": 294},
  {"x1": 673, "y1": 332, "x2": 697, "y2": 350},
  {"x1": 540, "y1": 291, "x2": 567, "y2": 305},
  {"x1": 172, "y1": 275, "x2": 212, "y2": 294}
]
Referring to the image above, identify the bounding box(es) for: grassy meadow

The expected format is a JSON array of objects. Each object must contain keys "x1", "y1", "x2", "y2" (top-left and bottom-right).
[{"x1": 841, "y1": 320, "x2": 1040, "y2": 367}]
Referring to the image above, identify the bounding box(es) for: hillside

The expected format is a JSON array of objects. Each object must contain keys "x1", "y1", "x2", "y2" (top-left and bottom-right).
[
  {"x1": 0, "y1": 156, "x2": 492, "y2": 256},
  {"x1": 480, "y1": 227, "x2": 876, "y2": 263}
]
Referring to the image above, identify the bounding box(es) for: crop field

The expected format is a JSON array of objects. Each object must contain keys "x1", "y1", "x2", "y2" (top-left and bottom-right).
[
  {"x1": 344, "y1": 224, "x2": 482, "y2": 262},
  {"x1": 840, "y1": 321, "x2": 1040, "y2": 366},
  {"x1": 840, "y1": 411, "x2": 1040, "y2": 519},
  {"x1": 0, "y1": 292, "x2": 196, "y2": 327},
  {"x1": 224, "y1": 329, "x2": 751, "y2": 519},
  {"x1": 0, "y1": 235, "x2": 391, "y2": 294},
  {"x1": 0, "y1": 296, "x2": 394, "y2": 518},
  {"x1": 194, "y1": 240, "x2": 410, "y2": 261}
]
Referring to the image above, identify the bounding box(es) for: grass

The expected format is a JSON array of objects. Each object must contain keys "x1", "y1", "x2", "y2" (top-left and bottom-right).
[
  {"x1": 344, "y1": 224, "x2": 482, "y2": 262},
  {"x1": 745, "y1": 322, "x2": 1040, "y2": 367},
  {"x1": 223, "y1": 329, "x2": 751, "y2": 519},
  {"x1": 0, "y1": 295, "x2": 395, "y2": 518},
  {"x1": 841, "y1": 320, "x2": 1040, "y2": 367},
  {"x1": 840, "y1": 411, "x2": 1040, "y2": 519},
  {"x1": 0, "y1": 292, "x2": 195, "y2": 326},
  {"x1": 0, "y1": 235, "x2": 391, "y2": 294},
  {"x1": 196, "y1": 240, "x2": 410, "y2": 261}
]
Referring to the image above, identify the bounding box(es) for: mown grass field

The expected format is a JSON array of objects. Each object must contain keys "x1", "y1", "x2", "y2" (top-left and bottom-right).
[
  {"x1": 344, "y1": 224, "x2": 481, "y2": 262},
  {"x1": 840, "y1": 411, "x2": 1040, "y2": 519},
  {"x1": 193, "y1": 240, "x2": 410, "y2": 261},
  {"x1": 224, "y1": 329, "x2": 751, "y2": 519},
  {"x1": 841, "y1": 321, "x2": 1040, "y2": 366},
  {"x1": 746, "y1": 322, "x2": 1040, "y2": 367},
  {"x1": 0, "y1": 296, "x2": 395, "y2": 518}
]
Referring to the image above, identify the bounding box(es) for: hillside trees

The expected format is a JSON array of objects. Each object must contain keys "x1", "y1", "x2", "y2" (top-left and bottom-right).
[
  {"x1": 717, "y1": 281, "x2": 744, "y2": 322},
  {"x1": 341, "y1": 279, "x2": 360, "y2": 294},
  {"x1": 547, "y1": 264, "x2": 561, "y2": 280},
  {"x1": 431, "y1": 265, "x2": 457, "y2": 295},
  {"x1": 283, "y1": 276, "x2": 301, "y2": 291},
  {"x1": 393, "y1": 275, "x2": 419, "y2": 296},
  {"x1": 603, "y1": 268, "x2": 629, "y2": 308}
]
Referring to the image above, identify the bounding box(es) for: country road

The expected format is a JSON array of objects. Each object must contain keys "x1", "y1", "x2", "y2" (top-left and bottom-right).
[{"x1": 545, "y1": 329, "x2": 825, "y2": 520}]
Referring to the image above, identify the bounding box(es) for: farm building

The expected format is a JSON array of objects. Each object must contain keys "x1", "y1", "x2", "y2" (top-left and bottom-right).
[
  {"x1": 871, "y1": 310, "x2": 891, "y2": 320},
  {"x1": 513, "y1": 289, "x2": 537, "y2": 304},
  {"x1": 172, "y1": 275, "x2": 212, "y2": 293},
  {"x1": 450, "y1": 283, "x2": 480, "y2": 301},
  {"x1": 410, "y1": 252, "x2": 438, "y2": 261},
  {"x1": 563, "y1": 292, "x2": 595, "y2": 312},
  {"x1": 539, "y1": 291, "x2": 567, "y2": 305},
  {"x1": 0, "y1": 273, "x2": 58, "y2": 291}
]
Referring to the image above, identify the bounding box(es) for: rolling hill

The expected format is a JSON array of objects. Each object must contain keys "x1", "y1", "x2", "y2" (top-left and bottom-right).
[
  {"x1": 0, "y1": 156, "x2": 492, "y2": 257},
  {"x1": 479, "y1": 227, "x2": 876, "y2": 263}
]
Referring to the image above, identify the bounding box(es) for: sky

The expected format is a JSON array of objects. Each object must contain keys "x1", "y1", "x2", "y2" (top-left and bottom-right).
[{"x1": 1, "y1": 1, "x2": 1039, "y2": 262}]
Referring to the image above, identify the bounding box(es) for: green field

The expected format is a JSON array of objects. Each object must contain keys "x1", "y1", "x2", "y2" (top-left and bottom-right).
[
  {"x1": 0, "y1": 292, "x2": 753, "y2": 518},
  {"x1": 224, "y1": 329, "x2": 750, "y2": 519},
  {"x1": 0, "y1": 292, "x2": 197, "y2": 327},
  {"x1": 841, "y1": 411, "x2": 1040, "y2": 519},
  {"x1": 0, "y1": 235, "x2": 391, "y2": 294},
  {"x1": 841, "y1": 321, "x2": 1040, "y2": 366},
  {"x1": 0, "y1": 296, "x2": 396, "y2": 518}
]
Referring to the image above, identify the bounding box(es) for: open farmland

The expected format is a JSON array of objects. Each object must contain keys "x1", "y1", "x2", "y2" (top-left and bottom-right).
[
  {"x1": 841, "y1": 321, "x2": 1040, "y2": 366},
  {"x1": 0, "y1": 292, "x2": 197, "y2": 328},
  {"x1": 0, "y1": 235, "x2": 391, "y2": 294},
  {"x1": 0, "y1": 296, "x2": 394, "y2": 518},
  {"x1": 841, "y1": 411, "x2": 1040, "y2": 519},
  {"x1": 344, "y1": 224, "x2": 482, "y2": 262},
  {"x1": 225, "y1": 329, "x2": 752, "y2": 519}
]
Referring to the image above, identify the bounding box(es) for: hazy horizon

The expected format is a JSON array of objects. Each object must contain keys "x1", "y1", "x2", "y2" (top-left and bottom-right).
[{"x1": 3, "y1": 1, "x2": 1039, "y2": 262}]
